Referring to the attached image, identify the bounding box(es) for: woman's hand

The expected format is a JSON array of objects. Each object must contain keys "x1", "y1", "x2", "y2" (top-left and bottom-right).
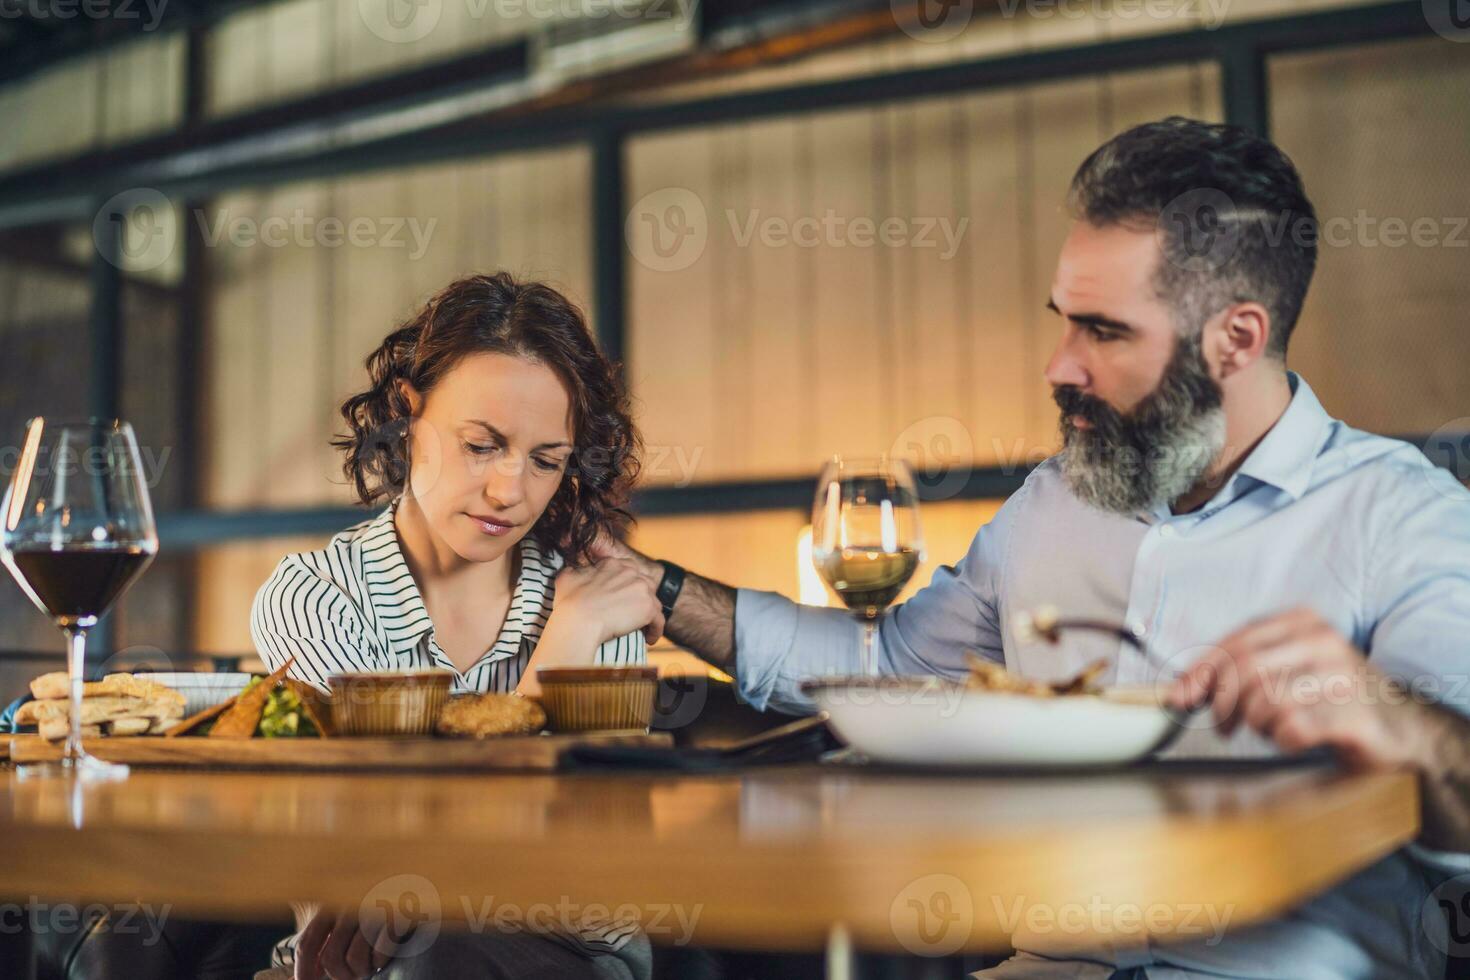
[
  {"x1": 294, "y1": 907, "x2": 393, "y2": 980},
  {"x1": 516, "y1": 557, "x2": 663, "y2": 697},
  {"x1": 553, "y1": 556, "x2": 665, "y2": 647}
]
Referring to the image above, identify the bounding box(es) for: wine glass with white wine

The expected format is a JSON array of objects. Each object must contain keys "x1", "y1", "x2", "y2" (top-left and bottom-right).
[
  {"x1": 810, "y1": 456, "x2": 925, "y2": 676},
  {"x1": 1, "y1": 417, "x2": 158, "y2": 781}
]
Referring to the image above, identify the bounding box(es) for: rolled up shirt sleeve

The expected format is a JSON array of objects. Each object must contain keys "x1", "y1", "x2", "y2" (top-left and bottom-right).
[
  {"x1": 1364, "y1": 459, "x2": 1470, "y2": 718},
  {"x1": 734, "y1": 491, "x2": 1017, "y2": 714}
]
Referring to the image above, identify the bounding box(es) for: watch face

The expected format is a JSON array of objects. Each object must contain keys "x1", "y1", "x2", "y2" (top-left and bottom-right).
[{"x1": 657, "y1": 562, "x2": 684, "y2": 609}]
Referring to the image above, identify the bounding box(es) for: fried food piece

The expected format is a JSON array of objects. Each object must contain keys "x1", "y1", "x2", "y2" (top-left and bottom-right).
[
  {"x1": 1052, "y1": 658, "x2": 1108, "y2": 695},
  {"x1": 436, "y1": 693, "x2": 546, "y2": 738},
  {"x1": 964, "y1": 653, "x2": 1057, "y2": 697},
  {"x1": 164, "y1": 695, "x2": 238, "y2": 738},
  {"x1": 208, "y1": 658, "x2": 295, "y2": 739},
  {"x1": 964, "y1": 652, "x2": 1109, "y2": 697}
]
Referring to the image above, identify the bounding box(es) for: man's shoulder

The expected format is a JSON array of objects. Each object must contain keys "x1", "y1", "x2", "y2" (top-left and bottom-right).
[
  {"x1": 1315, "y1": 422, "x2": 1470, "y2": 510},
  {"x1": 1014, "y1": 454, "x2": 1067, "y2": 498}
]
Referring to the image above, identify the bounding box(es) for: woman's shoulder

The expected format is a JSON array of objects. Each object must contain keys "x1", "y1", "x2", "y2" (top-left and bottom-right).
[{"x1": 253, "y1": 508, "x2": 387, "y2": 609}]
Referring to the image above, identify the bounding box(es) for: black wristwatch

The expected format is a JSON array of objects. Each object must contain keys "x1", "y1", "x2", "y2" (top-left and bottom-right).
[{"x1": 655, "y1": 560, "x2": 686, "y2": 619}]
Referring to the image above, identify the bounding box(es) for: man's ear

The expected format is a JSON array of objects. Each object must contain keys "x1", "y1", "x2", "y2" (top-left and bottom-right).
[{"x1": 1204, "y1": 302, "x2": 1272, "y2": 380}]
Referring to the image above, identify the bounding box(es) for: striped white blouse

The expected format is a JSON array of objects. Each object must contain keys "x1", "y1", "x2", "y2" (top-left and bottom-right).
[
  {"x1": 249, "y1": 494, "x2": 649, "y2": 973},
  {"x1": 250, "y1": 494, "x2": 645, "y2": 694}
]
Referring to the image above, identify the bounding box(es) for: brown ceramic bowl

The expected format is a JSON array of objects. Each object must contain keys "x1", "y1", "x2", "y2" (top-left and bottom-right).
[
  {"x1": 535, "y1": 666, "x2": 659, "y2": 733},
  {"x1": 328, "y1": 670, "x2": 454, "y2": 736}
]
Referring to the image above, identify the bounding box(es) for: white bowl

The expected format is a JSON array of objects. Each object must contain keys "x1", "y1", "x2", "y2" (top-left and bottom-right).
[
  {"x1": 803, "y1": 676, "x2": 1183, "y2": 769},
  {"x1": 135, "y1": 672, "x2": 254, "y2": 717}
]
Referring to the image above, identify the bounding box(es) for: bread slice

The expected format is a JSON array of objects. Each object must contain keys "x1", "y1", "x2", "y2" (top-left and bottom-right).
[
  {"x1": 17, "y1": 695, "x2": 185, "y2": 727},
  {"x1": 38, "y1": 719, "x2": 103, "y2": 742},
  {"x1": 30, "y1": 672, "x2": 184, "y2": 708},
  {"x1": 108, "y1": 717, "x2": 152, "y2": 736}
]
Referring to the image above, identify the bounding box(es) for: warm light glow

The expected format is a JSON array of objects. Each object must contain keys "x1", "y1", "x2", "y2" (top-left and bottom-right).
[
  {"x1": 797, "y1": 525, "x2": 834, "y2": 607},
  {"x1": 817, "y1": 480, "x2": 842, "y2": 553},
  {"x1": 5, "y1": 419, "x2": 42, "y2": 533},
  {"x1": 879, "y1": 498, "x2": 897, "y2": 553}
]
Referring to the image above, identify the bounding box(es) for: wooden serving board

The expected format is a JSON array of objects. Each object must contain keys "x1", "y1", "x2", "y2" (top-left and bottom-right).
[{"x1": 4, "y1": 731, "x2": 671, "y2": 772}]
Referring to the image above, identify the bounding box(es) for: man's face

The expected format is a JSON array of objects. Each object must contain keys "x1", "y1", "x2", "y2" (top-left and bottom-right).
[{"x1": 1045, "y1": 220, "x2": 1225, "y2": 514}]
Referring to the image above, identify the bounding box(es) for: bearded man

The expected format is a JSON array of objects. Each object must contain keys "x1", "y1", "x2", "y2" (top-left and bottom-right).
[{"x1": 602, "y1": 116, "x2": 1470, "y2": 979}]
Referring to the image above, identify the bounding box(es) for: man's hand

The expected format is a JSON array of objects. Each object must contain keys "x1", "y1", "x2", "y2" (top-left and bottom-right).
[
  {"x1": 585, "y1": 530, "x2": 739, "y2": 672},
  {"x1": 1167, "y1": 607, "x2": 1423, "y2": 770}
]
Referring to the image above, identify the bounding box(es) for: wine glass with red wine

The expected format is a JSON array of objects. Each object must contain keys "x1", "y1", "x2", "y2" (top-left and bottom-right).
[
  {"x1": 1, "y1": 417, "x2": 158, "y2": 780},
  {"x1": 810, "y1": 456, "x2": 925, "y2": 677}
]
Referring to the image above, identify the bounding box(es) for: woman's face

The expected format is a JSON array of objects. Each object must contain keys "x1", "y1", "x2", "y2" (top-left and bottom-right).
[{"x1": 401, "y1": 352, "x2": 574, "y2": 564}]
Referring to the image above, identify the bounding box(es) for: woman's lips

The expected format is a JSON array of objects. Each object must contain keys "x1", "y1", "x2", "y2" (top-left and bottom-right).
[{"x1": 467, "y1": 514, "x2": 517, "y2": 536}]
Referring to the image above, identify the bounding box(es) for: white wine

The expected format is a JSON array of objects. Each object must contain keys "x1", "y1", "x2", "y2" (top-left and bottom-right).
[{"x1": 817, "y1": 547, "x2": 920, "y2": 619}]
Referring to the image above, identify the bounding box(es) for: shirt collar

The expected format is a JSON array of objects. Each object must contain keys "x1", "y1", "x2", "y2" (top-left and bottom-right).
[
  {"x1": 359, "y1": 496, "x2": 562, "y2": 662},
  {"x1": 1232, "y1": 370, "x2": 1334, "y2": 501},
  {"x1": 359, "y1": 498, "x2": 432, "y2": 653}
]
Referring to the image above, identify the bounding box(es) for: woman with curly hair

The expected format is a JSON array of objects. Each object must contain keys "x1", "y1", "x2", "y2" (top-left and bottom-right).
[{"x1": 250, "y1": 272, "x2": 661, "y2": 980}]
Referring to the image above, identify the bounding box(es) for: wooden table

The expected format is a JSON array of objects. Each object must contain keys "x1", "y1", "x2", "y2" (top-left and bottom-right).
[{"x1": 0, "y1": 761, "x2": 1418, "y2": 965}]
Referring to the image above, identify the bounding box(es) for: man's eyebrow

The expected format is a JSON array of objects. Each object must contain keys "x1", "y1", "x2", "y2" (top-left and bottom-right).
[
  {"x1": 465, "y1": 420, "x2": 572, "y2": 451},
  {"x1": 1044, "y1": 299, "x2": 1135, "y2": 335}
]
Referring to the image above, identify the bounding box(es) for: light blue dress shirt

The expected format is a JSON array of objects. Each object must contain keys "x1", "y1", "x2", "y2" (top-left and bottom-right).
[{"x1": 733, "y1": 372, "x2": 1470, "y2": 979}]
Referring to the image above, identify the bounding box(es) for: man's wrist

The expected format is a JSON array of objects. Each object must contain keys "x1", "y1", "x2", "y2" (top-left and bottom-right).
[{"x1": 655, "y1": 560, "x2": 686, "y2": 619}]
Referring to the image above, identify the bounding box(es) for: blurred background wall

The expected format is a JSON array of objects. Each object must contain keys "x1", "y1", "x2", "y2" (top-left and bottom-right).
[{"x1": 0, "y1": 0, "x2": 1466, "y2": 671}]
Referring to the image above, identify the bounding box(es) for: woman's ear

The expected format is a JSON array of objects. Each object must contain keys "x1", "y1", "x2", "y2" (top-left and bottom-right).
[{"x1": 396, "y1": 379, "x2": 423, "y2": 416}]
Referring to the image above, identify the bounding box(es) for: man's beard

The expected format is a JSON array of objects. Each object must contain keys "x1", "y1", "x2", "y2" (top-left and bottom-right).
[{"x1": 1054, "y1": 333, "x2": 1226, "y2": 515}]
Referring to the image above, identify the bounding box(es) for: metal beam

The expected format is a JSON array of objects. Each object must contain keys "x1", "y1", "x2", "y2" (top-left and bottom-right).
[
  {"x1": 592, "y1": 133, "x2": 628, "y2": 366},
  {"x1": 1220, "y1": 39, "x2": 1270, "y2": 136},
  {"x1": 176, "y1": 198, "x2": 208, "y2": 650},
  {"x1": 183, "y1": 22, "x2": 207, "y2": 132},
  {"x1": 88, "y1": 200, "x2": 124, "y2": 659},
  {"x1": 156, "y1": 505, "x2": 373, "y2": 549},
  {"x1": 88, "y1": 205, "x2": 123, "y2": 424}
]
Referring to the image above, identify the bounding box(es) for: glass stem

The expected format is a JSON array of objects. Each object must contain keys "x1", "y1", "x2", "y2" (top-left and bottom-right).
[
  {"x1": 62, "y1": 626, "x2": 88, "y2": 765},
  {"x1": 861, "y1": 618, "x2": 879, "y2": 677}
]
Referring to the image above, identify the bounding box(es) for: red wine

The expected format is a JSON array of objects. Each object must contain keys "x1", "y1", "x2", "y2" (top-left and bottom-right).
[{"x1": 6, "y1": 546, "x2": 153, "y2": 627}]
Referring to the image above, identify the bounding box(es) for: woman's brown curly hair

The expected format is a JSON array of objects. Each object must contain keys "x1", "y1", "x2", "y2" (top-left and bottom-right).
[{"x1": 332, "y1": 272, "x2": 641, "y2": 567}]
